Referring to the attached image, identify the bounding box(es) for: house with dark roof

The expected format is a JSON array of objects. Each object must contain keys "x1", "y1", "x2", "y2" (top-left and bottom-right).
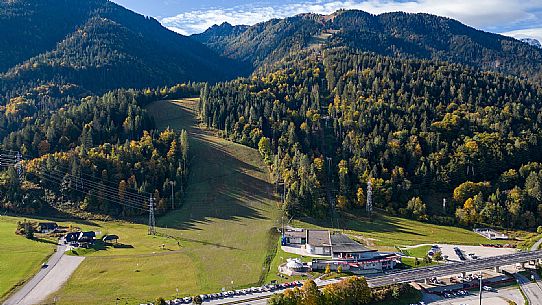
[
  {"x1": 102, "y1": 234, "x2": 119, "y2": 244},
  {"x1": 64, "y1": 231, "x2": 96, "y2": 247},
  {"x1": 65, "y1": 232, "x2": 80, "y2": 243},
  {"x1": 38, "y1": 222, "x2": 58, "y2": 233},
  {"x1": 78, "y1": 231, "x2": 96, "y2": 243}
]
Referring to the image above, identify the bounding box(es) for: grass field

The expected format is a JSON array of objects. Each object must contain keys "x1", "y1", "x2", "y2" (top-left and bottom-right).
[
  {"x1": 401, "y1": 245, "x2": 432, "y2": 258},
  {"x1": 0, "y1": 216, "x2": 55, "y2": 301},
  {"x1": 50, "y1": 99, "x2": 281, "y2": 304},
  {"x1": 293, "y1": 212, "x2": 505, "y2": 251}
]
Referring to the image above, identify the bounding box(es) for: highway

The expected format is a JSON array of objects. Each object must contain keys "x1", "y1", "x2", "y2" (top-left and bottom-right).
[
  {"x1": 514, "y1": 272, "x2": 542, "y2": 304},
  {"x1": 366, "y1": 250, "x2": 542, "y2": 287},
  {"x1": 208, "y1": 250, "x2": 542, "y2": 305}
]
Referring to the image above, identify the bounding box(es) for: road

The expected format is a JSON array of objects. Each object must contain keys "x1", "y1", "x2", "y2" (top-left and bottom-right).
[
  {"x1": 3, "y1": 240, "x2": 84, "y2": 305},
  {"x1": 201, "y1": 250, "x2": 542, "y2": 305},
  {"x1": 422, "y1": 287, "x2": 526, "y2": 305},
  {"x1": 201, "y1": 278, "x2": 342, "y2": 305},
  {"x1": 514, "y1": 272, "x2": 542, "y2": 305},
  {"x1": 367, "y1": 250, "x2": 542, "y2": 287},
  {"x1": 531, "y1": 236, "x2": 542, "y2": 251}
]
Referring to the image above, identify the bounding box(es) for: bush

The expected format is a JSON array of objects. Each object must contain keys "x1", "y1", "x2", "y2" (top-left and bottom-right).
[
  {"x1": 192, "y1": 295, "x2": 202, "y2": 305},
  {"x1": 154, "y1": 297, "x2": 166, "y2": 305}
]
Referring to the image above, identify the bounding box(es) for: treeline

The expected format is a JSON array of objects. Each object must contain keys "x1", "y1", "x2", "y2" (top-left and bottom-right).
[
  {"x1": 268, "y1": 278, "x2": 415, "y2": 305},
  {"x1": 454, "y1": 162, "x2": 542, "y2": 229},
  {"x1": 1, "y1": 83, "x2": 201, "y2": 158},
  {"x1": 16, "y1": 128, "x2": 189, "y2": 216},
  {"x1": 201, "y1": 47, "x2": 542, "y2": 229},
  {"x1": 0, "y1": 83, "x2": 199, "y2": 216}
]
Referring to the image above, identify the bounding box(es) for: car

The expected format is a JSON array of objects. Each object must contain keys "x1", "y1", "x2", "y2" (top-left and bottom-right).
[{"x1": 483, "y1": 286, "x2": 494, "y2": 292}]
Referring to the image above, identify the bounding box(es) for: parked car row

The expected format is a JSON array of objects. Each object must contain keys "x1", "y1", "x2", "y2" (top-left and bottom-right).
[
  {"x1": 156, "y1": 281, "x2": 304, "y2": 304},
  {"x1": 442, "y1": 290, "x2": 468, "y2": 298}
]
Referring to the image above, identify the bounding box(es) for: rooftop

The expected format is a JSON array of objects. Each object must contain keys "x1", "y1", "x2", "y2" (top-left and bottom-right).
[
  {"x1": 284, "y1": 229, "x2": 306, "y2": 239},
  {"x1": 307, "y1": 230, "x2": 331, "y2": 247},
  {"x1": 330, "y1": 233, "x2": 374, "y2": 253}
]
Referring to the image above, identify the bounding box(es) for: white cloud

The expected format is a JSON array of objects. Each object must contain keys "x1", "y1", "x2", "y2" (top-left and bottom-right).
[
  {"x1": 501, "y1": 27, "x2": 542, "y2": 43},
  {"x1": 160, "y1": 0, "x2": 542, "y2": 36}
]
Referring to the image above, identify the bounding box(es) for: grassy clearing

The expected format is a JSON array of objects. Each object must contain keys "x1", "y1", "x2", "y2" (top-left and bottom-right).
[
  {"x1": 294, "y1": 212, "x2": 506, "y2": 251},
  {"x1": 51, "y1": 99, "x2": 281, "y2": 304},
  {"x1": 401, "y1": 245, "x2": 432, "y2": 258},
  {"x1": 0, "y1": 216, "x2": 56, "y2": 301}
]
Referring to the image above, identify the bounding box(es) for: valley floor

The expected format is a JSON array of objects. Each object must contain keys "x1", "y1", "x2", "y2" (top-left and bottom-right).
[{"x1": 46, "y1": 98, "x2": 281, "y2": 304}]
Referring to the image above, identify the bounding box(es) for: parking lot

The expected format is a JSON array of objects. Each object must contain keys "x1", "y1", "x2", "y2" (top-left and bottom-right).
[
  {"x1": 436, "y1": 244, "x2": 516, "y2": 261},
  {"x1": 421, "y1": 286, "x2": 525, "y2": 305},
  {"x1": 154, "y1": 281, "x2": 304, "y2": 305}
]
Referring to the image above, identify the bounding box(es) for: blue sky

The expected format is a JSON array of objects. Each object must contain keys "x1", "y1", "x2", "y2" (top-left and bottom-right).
[{"x1": 111, "y1": 0, "x2": 542, "y2": 41}]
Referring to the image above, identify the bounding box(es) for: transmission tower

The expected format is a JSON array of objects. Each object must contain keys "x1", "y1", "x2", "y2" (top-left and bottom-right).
[
  {"x1": 366, "y1": 180, "x2": 373, "y2": 218},
  {"x1": 148, "y1": 195, "x2": 156, "y2": 235}
]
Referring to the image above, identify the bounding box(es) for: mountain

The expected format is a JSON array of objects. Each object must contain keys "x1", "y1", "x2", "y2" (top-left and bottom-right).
[
  {"x1": 0, "y1": 0, "x2": 247, "y2": 94},
  {"x1": 521, "y1": 38, "x2": 542, "y2": 49},
  {"x1": 194, "y1": 10, "x2": 542, "y2": 80},
  {"x1": 194, "y1": 14, "x2": 323, "y2": 67},
  {"x1": 192, "y1": 22, "x2": 249, "y2": 54}
]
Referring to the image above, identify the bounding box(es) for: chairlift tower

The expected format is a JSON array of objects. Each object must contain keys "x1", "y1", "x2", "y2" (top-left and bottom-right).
[
  {"x1": 366, "y1": 180, "x2": 373, "y2": 218},
  {"x1": 148, "y1": 195, "x2": 156, "y2": 235},
  {"x1": 16, "y1": 151, "x2": 23, "y2": 182}
]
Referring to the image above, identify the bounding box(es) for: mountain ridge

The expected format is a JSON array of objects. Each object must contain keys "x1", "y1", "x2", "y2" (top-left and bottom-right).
[
  {"x1": 194, "y1": 10, "x2": 542, "y2": 80},
  {"x1": 0, "y1": 0, "x2": 248, "y2": 94}
]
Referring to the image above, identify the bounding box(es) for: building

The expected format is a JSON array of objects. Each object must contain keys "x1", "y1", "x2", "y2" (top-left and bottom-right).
[
  {"x1": 64, "y1": 231, "x2": 96, "y2": 247},
  {"x1": 310, "y1": 252, "x2": 401, "y2": 275},
  {"x1": 65, "y1": 232, "x2": 79, "y2": 243},
  {"x1": 330, "y1": 233, "x2": 377, "y2": 260},
  {"x1": 102, "y1": 234, "x2": 119, "y2": 244},
  {"x1": 38, "y1": 222, "x2": 58, "y2": 233},
  {"x1": 281, "y1": 228, "x2": 401, "y2": 274},
  {"x1": 282, "y1": 229, "x2": 306, "y2": 245},
  {"x1": 306, "y1": 230, "x2": 332, "y2": 256}
]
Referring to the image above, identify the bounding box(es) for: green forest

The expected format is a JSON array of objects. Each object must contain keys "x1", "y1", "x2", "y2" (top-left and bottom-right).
[
  {"x1": 0, "y1": 85, "x2": 199, "y2": 217},
  {"x1": 200, "y1": 47, "x2": 542, "y2": 230}
]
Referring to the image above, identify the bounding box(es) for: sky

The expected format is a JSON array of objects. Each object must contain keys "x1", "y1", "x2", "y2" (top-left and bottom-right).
[{"x1": 111, "y1": 0, "x2": 542, "y2": 41}]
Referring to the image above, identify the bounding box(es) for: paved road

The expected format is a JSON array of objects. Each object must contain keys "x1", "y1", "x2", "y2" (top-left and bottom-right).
[
  {"x1": 3, "y1": 240, "x2": 84, "y2": 305},
  {"x1": 202, "y1": 251, "x2": 542, "y2": 305},
  {"x1": 422, "y1": 287, "x2": 526, "y2": 305},
  {"x1": 531, "y1": 236, "x2": 542, "y2": 251},
  {"x1": 367, "y1": 250, "x2": 542, "y2": 287},
  {"x1": 514, "y1": 272, "x2": 542, "y2": 305},
  {"x1": 200, "y1": 278, "x2": 342, "y2": 305}
]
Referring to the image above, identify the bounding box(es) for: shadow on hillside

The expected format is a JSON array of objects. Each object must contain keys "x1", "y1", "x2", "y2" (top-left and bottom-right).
[
  {"x1": 299, "y1": 211, "x2": 426, "y2": 238},
  {"x1": 150, "y1": 100, "x2": 278, "y2": 232}
]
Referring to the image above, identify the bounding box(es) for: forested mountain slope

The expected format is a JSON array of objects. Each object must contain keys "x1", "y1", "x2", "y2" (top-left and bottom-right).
[
  {"x1": 201, "y1": 47, "x2": 542, "y2": 229},
  {"x1": 194, "y1": 10, "x2": 542, "y2": 80},
  {"x1": 0, "y1": 0, "x2": 246, "y2": 94}
]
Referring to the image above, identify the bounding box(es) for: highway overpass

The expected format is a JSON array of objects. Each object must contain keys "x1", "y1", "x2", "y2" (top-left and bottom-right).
[{"x1": 366, "y1": 249, "x2": 542, "y2": 287}]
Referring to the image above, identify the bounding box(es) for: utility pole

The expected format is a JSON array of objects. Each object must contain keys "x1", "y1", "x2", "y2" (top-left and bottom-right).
[
  {"x1": 366, "y1": 180, "x2": 373, "y2": 218},
  {"x1": 443, "y1": 198, "x2": 446, "y2": 213},
  {"x1": 479, "y1": 271, "x2": 483, "y2": 305},
  {"x1": 169, "y1": 181, "x2": 176, "y2": 210},
  {"x1": 148, "y1": 195, "x2": 156, "y2": 235}
]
